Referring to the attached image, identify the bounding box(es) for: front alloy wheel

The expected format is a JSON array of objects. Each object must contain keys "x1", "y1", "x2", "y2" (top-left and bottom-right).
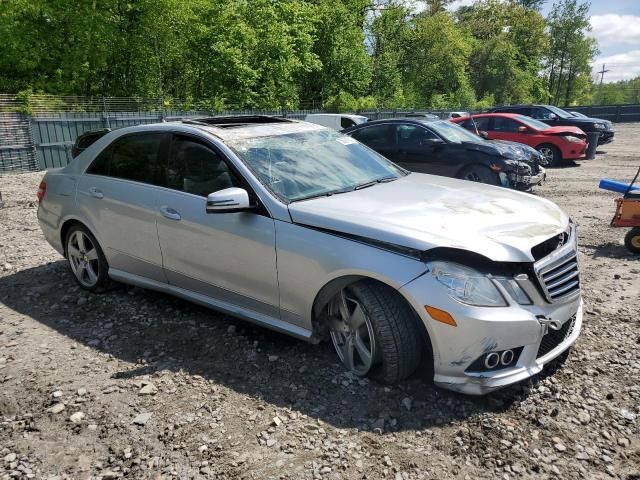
[
  {"x1": 327, "y1": 281, "x2": 423, "y2": 384},
  {"x1": 329, "y1": 290, "x2": 376, "y2": 376}
]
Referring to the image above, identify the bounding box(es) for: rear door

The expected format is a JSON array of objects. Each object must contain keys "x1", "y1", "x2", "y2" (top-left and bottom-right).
[
  {"x1": 155, "y1": 133, "x2": 280, "y2": 319},
  {"x1": 77, "y1": 132, "x2": 168, "y2": 282}
]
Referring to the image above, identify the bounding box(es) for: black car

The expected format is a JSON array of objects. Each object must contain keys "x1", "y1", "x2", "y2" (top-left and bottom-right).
[
  {"x1": 487, "y1": 104, "x2": 614, "y2": 144},
  {"x1": 343, "y1": 118, "x2": 545, "y2": 190}
]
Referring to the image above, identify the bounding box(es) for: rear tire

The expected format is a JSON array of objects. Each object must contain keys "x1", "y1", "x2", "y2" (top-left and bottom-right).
[
  {"x1": 65, "y1": 224, "x2": 110, "y2": 292},
  {"x1": 536, "y1": 144, "x2": 562, "y2": 167},
  {"x1": 328, "y1": 280, "x2": 423, "y2": 384},
  {"x1": 457, "y1": 165, "x2": 500, "y2": 186},
  {"x1": 624, "y1": 228, "x2": 640, "y2": 254}
]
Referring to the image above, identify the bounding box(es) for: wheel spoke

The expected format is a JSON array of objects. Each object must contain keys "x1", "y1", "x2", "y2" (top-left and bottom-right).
[
  {"x1": 354, "y1": 334, "x2": 372, "y2": 368},
  {"x1": 76, "y1": 233, "x2": 87, "y2": 253},
  {"x1": 85, "y1": 248, "x2": 98, "y2": 261},
  {"x1": 337, "y1": 291, "x2": 351, "y2": 321},
  {"x1": 342, "y1": 336, "x2": 355, "y2": 371},
  {"x1": 349, "y1": 303, "x2": 366, "y2": 329},
  {"x1": 68, "y1": 245, "x2": 81, "y2": 259},
  {"x1": 85, "y1": 263, "x2": 98, "y2": 284}
]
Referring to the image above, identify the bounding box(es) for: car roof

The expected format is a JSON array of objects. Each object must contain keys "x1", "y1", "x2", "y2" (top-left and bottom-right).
[
  {"x1": 464, "y1": 113, "x2": 523, "y2": 119},
  {"x1": 357, "y1": 118, "x2": 440, "y2": 126},
  {"x1": 491, "y1": 104, "x2": 550, "y2": 108}
]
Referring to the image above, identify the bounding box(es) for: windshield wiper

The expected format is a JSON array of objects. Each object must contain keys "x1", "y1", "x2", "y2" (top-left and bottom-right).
[
  {"x1": 354, "y1": 176, "x2": 398, "y2": 190},
  {"x1": 291, "y1": 186, "x2": 354, "y2": 202}
]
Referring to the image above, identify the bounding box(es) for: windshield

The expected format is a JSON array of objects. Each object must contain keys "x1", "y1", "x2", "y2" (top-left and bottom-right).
[
  {"x1": 228, "y1": 130, "x2": 406, "y2": 202},
  {"x1": 430, "y1": 120, "x2": 486, "y2": 143},
  {"x1": 515, "y1": 115, "x2": 550, "y2": 130},
  {"x1": 546, "y1": 105, "x2": 572, "y2": 119}
]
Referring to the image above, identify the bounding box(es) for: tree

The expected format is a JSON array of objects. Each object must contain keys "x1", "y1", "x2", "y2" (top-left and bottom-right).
[
  {"x1": 457, "y1": 0, "x2": 548, "y2": 104},
  {"x1": 404, "y1": 12, "x2": 474, "y2": 107},
  {"x1": 545, "y1": 0, "x2": 598, "y2": 106}
]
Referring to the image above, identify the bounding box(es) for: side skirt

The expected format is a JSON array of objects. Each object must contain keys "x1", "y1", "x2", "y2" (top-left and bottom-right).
[{"x1": 108, "y1": 269, "x2": 314, "y2": 342}]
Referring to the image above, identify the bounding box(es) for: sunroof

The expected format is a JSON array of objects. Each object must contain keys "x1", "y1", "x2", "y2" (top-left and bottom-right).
[{"x1": 182, "y1": 116, "x2": 293, "y2": 128}]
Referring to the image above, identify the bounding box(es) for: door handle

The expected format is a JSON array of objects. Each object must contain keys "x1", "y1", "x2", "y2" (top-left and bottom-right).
[
  {"x1": 88, "y1": 187, "x2": 103, "y2": 199},
  {"x1": 160, "y1": 206, "x2": 181, "y2": 221}
]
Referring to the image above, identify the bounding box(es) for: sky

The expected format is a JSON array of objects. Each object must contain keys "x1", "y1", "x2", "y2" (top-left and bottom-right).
[{"x1": 448, "y1": 0, "x2": 640, "y2": 83}]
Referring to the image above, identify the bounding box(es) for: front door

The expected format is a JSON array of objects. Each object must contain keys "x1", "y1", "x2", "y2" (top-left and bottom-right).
[
  {"x1": 393, "y1": 124, "x2": 449, "y2": 176},
  {"x1": 155, "y1": 133, "x2": 280, "y2": 318}
]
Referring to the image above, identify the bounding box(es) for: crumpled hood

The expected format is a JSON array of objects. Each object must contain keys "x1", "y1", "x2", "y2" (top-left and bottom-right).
[
  {"x1": 541, "y1": 125, "x2": 586, "y2": 136},
  {"x1": 288, "y1": 173, "x2": 569, "y2": 263}
]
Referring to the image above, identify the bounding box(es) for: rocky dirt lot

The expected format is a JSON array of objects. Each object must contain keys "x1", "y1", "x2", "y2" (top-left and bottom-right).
[{"x1": 0, "y1": 124, "x2": 639, "y2": 480}]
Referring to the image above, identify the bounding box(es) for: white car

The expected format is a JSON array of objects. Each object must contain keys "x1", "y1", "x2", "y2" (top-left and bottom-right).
[
  {"x1": 37, "y1": 116, "x2": 582, "y2": 395},
  {"x1": 304, "y1": 113, "x2": 369, "y2": 131}
]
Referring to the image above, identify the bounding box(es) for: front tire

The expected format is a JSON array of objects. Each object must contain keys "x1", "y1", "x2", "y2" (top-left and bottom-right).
[
  {"x1": 536, "y1": 144, "x2": 562, "y2": 167},
  {"x1": 65, "y1": 224, "x2": 109, "y2": 291},
  {"x1": 624, "y1": 228, "x2": 640, "y2": 254},
  {"x1": 328, "y1": 281, "x2": 423, "y2": 384},
  {"x1": 457, "y1": 165, "x2": 500, "y2": 186}
]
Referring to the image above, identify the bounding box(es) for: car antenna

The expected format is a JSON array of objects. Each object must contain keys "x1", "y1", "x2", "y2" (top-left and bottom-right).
[{"x1": 471, "y1": 116, "x2": 480, "y2": 136}]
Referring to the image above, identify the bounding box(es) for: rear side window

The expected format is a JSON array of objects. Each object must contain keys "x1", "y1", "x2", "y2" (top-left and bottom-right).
[
  {"x1": 341, "y1": 117, "x2": 357, "y2": 129},
  {"x1": 350, "y1": 124, "x2": 393, "y2": 149},
  {"x1": 167, "y1": 135, "x2": 240, "y2": 197},
  {"x1": 460, "y1": 117, "x2": 490, "y2": 131},
  {"x1": 86, "y1": 133, "x2": 167, "y2": 186},
  {"x1": 110, "y1": 133, "x2": 166, "y2": 185},
  {"x1": 86, "y1": 145, "x2": 111, "y2": 175}
]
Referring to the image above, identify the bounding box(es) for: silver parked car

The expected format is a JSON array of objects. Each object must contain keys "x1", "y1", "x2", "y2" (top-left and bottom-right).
[{"x1": 37, "y1": 116, "x2": 582, "y2": 395}]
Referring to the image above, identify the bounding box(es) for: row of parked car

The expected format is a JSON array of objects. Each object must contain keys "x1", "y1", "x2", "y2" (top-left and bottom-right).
[
  {"x1": 42, "y1": 108, "x2": 586, "y2": 395},
  {"x1": 304, "y1": 104, "x2": 615, "y2": 191}
]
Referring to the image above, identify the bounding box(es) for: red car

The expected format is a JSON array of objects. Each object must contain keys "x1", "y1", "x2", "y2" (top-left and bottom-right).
[{"x1": 451, "y1": 113, "x2": 588, "y2": 166}]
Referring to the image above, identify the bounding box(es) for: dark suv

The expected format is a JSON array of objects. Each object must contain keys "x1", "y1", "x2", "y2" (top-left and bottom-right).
[{"x1": 488, "y1": 104, "x2": 614, "y2": 144}]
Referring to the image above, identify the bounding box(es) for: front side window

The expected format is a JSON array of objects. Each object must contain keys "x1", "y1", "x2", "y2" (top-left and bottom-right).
[
  {"x1": 492, "y1": 117, "x2": 521, "y2": 133},
  {"x1": 167, "y1": 135, "x2": 240, "y2": 197},
  {"x1": 394, "y1": 124, "x2": 438, "y2": 148},
  {"x1": 228, "y1": 129, "x2": 406, "y2": 202},
  {"x1": 428, "y1": 121, "x2": 485, "y2": 143},
  {"x1": 109, "y1": 133, "x2": 166, "y2": 185}
]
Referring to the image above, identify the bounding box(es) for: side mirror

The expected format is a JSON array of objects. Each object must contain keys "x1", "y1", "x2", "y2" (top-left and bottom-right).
[
  {"x1": 479, "y1": 130, "x2": 489, "y2": 139},
  {"x1": 206, "y1": 187, "x2": 253, "y2": 214},
  {"x1": 548, "y1": 113, "x2": 558, "y2": 120},
  {"x1": 517, "y1": 126, "x2": 528, "y2": 133},
  {"x1": 424, "y1": 138, "x2": 445, "y2": 148}
]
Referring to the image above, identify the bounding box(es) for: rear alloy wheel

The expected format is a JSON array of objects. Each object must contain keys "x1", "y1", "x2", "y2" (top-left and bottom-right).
[
  {"x1": 536, "y1": 144, "x2": 561, "y2": 167},
  {"x1": 624, "y1": 228, "x2": 640, "y2": 254},
  {"x1": 66, "y1": 225, "x2": 109, "y2": 291},
  {"x1": 458, "y1": 165, "x2": 500, "y2": 186},
  {"x1": 328, "y1": 281, "x2": 423, "y2": 384}
]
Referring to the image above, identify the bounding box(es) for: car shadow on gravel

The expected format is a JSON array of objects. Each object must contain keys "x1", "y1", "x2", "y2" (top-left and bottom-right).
[
  {"x1": 587, "y1": 241, "x2": 640, "y2": 260},
  {"x1": 1, "y1": 261, "x2": 564, "y2": 432}
]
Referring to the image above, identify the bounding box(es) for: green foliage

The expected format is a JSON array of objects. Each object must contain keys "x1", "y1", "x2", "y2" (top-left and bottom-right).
[
  {"x1": 0, "y1": 0, "x2": 609, "y2": 110},
  {"x1": 545, "y1": 0, "x2": 598, "y2": 106}
]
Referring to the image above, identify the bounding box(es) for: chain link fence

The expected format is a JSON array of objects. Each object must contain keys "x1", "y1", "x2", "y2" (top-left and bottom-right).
[{"x1": 1, "y1": 94, "x2": 639, "y2": 173}]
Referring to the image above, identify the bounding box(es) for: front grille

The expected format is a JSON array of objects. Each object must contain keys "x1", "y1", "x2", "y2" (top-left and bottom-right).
[
  {"x1": 539, "y1": 253, "x2": 580, "y2": 300},
  {"x1": 537, "y1": 315, "x2": 576, "y2": 358}
]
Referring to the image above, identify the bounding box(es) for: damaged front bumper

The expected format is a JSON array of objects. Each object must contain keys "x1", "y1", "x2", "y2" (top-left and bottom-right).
[
  {"x1": 501, "y1": 166, "x2": 546, "y2": 190},
  {"x1": 400, "y1": 258, "x2": 582, "y2": 395}
]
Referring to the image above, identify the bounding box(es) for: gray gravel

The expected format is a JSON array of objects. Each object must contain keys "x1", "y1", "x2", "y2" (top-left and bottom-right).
[{"x1": 0, "y1": 124, "x2": 639, "y2": 479}]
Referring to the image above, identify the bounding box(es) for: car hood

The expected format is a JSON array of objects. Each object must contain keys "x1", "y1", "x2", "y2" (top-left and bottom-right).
[
  {"x1": 288, "y1": 173, "x2": 569, "y2": 263},
  {"x1": 541, "y1": 125, "x2": 586, "y2": 136}
]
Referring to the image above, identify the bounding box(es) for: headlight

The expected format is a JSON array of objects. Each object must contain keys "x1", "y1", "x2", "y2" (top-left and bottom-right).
[
  {"x1": 429, "y1": 261, "x2": 507, "y2": 307},
  {"x1": 593, "y1": 123, "x2": 605, "y2": 129},
  {"x1": 562, "y1": 135, "x2": 583, "y2": 143},
  {"x1": 494, "y1": 278, "x2": 532, "y2": 305}
]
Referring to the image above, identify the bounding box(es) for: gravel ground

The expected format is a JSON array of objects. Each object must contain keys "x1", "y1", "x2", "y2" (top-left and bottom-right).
[{"x1": 0, "y1": 124, "x2": 639, "y2": 480}]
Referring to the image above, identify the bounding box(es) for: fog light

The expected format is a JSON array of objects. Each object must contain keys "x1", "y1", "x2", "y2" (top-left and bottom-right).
[{"x1": 484, "y1": 352, "x2": 500, "y2": 369}]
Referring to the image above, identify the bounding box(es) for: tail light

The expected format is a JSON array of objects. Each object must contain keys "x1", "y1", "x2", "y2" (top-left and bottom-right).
[{"x1": 36, "y1": 180, "x2": 46, "y2": 202}]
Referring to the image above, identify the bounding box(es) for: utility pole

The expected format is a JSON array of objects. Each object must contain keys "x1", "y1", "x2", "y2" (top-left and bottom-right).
[{"x1": 597, "y1": 64, "x2": 610, "y2": 86}]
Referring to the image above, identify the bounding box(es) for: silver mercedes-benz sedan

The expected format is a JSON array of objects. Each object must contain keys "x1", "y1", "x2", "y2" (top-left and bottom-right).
[{"x1": 37, "y1": 116, "x2": 582, "y2": 395}]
